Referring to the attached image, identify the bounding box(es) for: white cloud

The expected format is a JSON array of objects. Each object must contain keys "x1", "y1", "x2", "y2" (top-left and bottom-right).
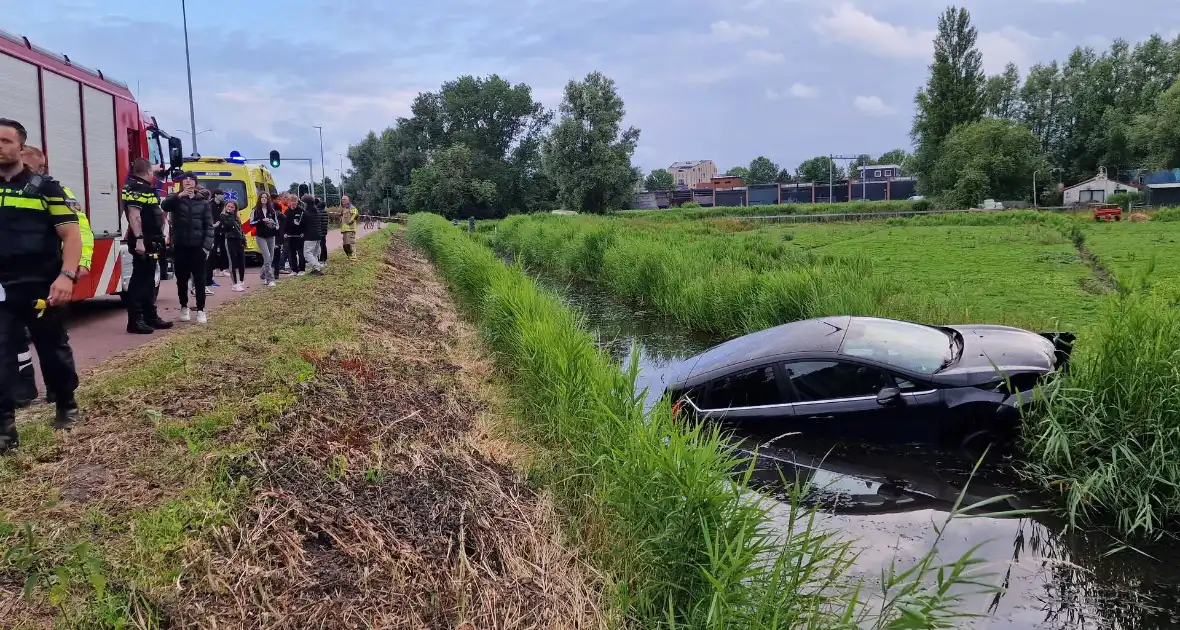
[
  {"x1": 765, "y1": 87, "x2": 780, "y2": 100},
  {"x1": 811, "y1": 3, "x2": 1041, "y2": 73},
  {"x1": 789, "y1": 82, "x2": 819, "y2": 98},
  {"x1": 711, "y1": 20, "x2": 768, "y2": 42},
  {"x1": 745, "y1": 49, "x2": 785, "y2": 64},
  {"x1": 854, "y1": 95, "x2": 893, "y2": 116}
]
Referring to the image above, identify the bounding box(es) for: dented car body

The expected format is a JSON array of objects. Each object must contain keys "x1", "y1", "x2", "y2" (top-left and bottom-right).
[{"x1": 665, "y1": 316, "x2": 1074, "y2": 447}]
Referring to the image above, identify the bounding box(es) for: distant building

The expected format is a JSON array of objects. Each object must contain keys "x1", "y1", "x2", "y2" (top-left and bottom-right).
[
  {"x1": 703, "y1": 175, "x2": 744, "y2": 189},
  {"x1": 668, "y1": 160, "x2": 717, "y2": 189},
  {"x1": 856, "y1": 164, "x2": 904, "y2": 182},
  {"x1": 1143, "y1": 169, "x2": 1180, "y2": 206},
  {"x1": 1064, "y1": 170, "x2": 1138, "y2": 205}
]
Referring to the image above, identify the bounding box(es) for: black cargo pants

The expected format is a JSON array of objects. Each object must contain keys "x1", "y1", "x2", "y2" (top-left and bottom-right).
[
  {"x1": 126, "y1": 249, "x2": 160, "y2": 322},
  {"x1": 1, "y1": 284, "x2": 79, "y2": 413}
]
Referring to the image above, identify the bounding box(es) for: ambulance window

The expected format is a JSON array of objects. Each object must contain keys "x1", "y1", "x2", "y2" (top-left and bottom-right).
[{"x1": 213, "y1": 180, "x2": 250, "y2": 205}]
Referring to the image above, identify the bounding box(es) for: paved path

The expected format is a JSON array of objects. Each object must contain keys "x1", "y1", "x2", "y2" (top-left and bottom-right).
[{"x1": 32, "y1": 227, "x2": 380, "y2": 387}]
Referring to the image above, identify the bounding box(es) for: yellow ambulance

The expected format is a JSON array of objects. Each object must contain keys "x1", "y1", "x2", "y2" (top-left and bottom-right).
[{"x1": 181, "y1": 156, "x2": 280, "y2": 258}]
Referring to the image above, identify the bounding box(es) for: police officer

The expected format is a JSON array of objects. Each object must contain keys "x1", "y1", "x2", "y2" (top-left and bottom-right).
[
  {"x1": 0, "y1": 119, "x2": 84, "y2": 453},
  {"x1": 14, "y1": 146, "x2": 94, "y2": 406},
  {"x1": 123, "y1": 157, "x2": 173, "y2": 334}
]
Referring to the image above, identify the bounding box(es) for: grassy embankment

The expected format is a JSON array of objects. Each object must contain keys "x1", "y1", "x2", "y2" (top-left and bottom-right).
[
  {"x1": 486, "y1": 211, "x2": 1180, "y2": 537},
  {"x1": 0, "y1": 229, "x2": 601, "y2": 628},
  {"x1": 410, "y1": 212, "x2": 1006, "y2": 629}
]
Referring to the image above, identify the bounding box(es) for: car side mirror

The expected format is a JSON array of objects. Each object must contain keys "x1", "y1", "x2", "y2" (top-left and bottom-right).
[
  {"x1": 168, "y1": 137, "x2": 184, "y2": 170},
  {"x1": 876, "y1": 387, "x2": 902, "y2": 406}
]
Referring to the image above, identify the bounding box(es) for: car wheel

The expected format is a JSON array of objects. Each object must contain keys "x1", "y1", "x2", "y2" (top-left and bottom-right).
[{"x1": 959, "y1": 429, "x2": 997, "y2": 458}]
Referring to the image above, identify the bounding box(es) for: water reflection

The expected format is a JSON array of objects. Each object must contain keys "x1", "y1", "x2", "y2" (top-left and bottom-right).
[{"x1": 537, "y1": 273, "x2": 1180, "y2": 630}]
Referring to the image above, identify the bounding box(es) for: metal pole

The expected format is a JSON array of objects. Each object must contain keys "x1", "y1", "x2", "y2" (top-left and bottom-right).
[
  {"x1": 338, "y1": 153, "x2": 345, "y2": 196},
  {"x1": 313, "y1": 125, "x2": 326, "y2": 201},
  {"x1": 181, "y1": 0, "x2": 199, "y2": 156},
  {"x1": 828, "y1": 154, "x2": 833, "y2": 203},
  {"x1": 1033, "y1": 170, "x2": 1038, "y2": 207}
]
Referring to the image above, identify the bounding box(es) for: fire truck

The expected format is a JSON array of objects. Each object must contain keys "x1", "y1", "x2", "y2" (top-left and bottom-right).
[{"x1": 0, "y1": 28, "x2": 183, "y2": 302}]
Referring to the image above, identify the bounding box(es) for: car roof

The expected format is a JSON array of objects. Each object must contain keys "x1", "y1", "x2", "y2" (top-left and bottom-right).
[{"x1": 671, "y1": 315, "x2": 852, "y2": 388}]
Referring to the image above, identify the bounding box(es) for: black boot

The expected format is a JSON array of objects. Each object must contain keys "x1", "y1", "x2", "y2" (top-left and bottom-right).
[
  {"x1": 127, "y1": 316, "x2": 155, "y2": 334},
  {"x1": 53, "y1": 397, "x2": 78, "y2": 431},
  {"x1": 0, "y1": 410, "x2": 19, "y2": 454},
  {"x1": 144, "y1": 314, "x2": 174, "y2": 330}
]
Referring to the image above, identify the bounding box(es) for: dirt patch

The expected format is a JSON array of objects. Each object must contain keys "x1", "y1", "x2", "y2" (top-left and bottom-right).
[{"x1": 170, "y1": 234, "x2": 603, "y2": 629}]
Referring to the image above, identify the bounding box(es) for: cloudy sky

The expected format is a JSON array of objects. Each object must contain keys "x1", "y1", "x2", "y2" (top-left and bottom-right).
[{"x1": 8, "y1": 0, "x2": 1178, "y2": 186}]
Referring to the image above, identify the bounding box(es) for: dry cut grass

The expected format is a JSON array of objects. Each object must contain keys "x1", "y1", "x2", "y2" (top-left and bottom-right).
[{"x1": 0, "y1": 231, "x2": 602, "y2": 629}]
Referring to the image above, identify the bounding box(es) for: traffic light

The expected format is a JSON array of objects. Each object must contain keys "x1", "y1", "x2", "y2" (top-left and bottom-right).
[{"x1": 268, "y1": 150, "x2": 281, "y2": 168}]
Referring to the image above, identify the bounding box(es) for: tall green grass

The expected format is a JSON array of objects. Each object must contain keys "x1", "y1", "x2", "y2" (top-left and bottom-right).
[
  {"x1": 1025, "y1": 292, "x2": 1180, "y2": 536},
  {"x1": 408, "y1": 212, "x2": 998, "y2": 628},
  {"x1": 491, "y1": 214, "x2": 971, "y2": 337}
]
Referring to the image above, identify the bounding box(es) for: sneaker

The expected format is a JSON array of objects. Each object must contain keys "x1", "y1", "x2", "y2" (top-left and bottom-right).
[
  {"x1": 210, "y1": 281, "x2": 221, "y2": 288},
  {"x1": 296, "y1": 271, "x2": 306, "y2": 277},
  {"x1": 232, "y1": 283, "x2": 245, "y2": 292},
  {"x1": 179, "y1": 307, "x2": 191, "y2": 322},
  {"x1": 267, "y1": 281, "x2": 277, "y2": 287},
  {"x1": 190, "y1": 285, "x2": 196, "y2": 295},
  {"x1": 204, "y1": 287, "x2": 214, "y2": 295},
  {"x1": 196, "y1": 310, "x2": 208, "y2": 324},
  {"x1": 310, "y1": 269, "x2": 325, "y2": 277}
]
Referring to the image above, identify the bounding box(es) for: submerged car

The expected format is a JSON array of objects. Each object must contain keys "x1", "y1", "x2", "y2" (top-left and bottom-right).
[{"x1": 665, "y1": 316, "x2": 1074, "y2": 448}]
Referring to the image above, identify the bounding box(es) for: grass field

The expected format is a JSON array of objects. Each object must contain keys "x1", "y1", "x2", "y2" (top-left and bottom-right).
[
  {"x1": 485, "y1": 210, "x2": 1180, "y2": 538},
  {"x1": 618, "y1": 199, "x2": 922, "y2": 221}
]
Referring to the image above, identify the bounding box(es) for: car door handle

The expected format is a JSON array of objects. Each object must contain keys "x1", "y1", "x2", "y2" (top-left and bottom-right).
[{"x1": 806, "y1": 415, "x2": 835, "y2": 421}]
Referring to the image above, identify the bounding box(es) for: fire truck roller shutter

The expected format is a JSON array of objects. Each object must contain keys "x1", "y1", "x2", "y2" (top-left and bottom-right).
[
  {"x1": 82, "y1": 85, "x2": 119, "y2": 237},
  {"x1": 0, "y1": 51, "x2": 43, "y2": 148}
]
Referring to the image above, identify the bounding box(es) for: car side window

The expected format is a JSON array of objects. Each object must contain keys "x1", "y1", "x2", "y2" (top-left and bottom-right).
[
  {"x1": 784, "y1": 361, "x2": 895, "y2": 402},
  {"x1": 704, "y1": 366, "x2": 783, "y2": 409}
]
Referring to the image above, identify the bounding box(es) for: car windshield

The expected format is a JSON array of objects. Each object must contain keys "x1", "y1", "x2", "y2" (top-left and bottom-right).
[{"x1": 839, "y1": 317, "x2": 953, "y2": 375}]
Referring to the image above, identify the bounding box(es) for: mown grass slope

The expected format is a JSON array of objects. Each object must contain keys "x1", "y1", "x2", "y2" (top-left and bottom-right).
[{"x1": 0, "y1": 230, "x2": 600, "y2": 629}]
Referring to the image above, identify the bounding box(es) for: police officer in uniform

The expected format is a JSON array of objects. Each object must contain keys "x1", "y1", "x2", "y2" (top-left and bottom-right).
[
  {"x1": 14, "y1": 146, "x2": 94, "y2": 406},
  {"x1": 0, "y1": 119, "x2": 83, "y2": 453},
  {"x1": 122, "y1": 158, "x2": 173, "y2": 334}
]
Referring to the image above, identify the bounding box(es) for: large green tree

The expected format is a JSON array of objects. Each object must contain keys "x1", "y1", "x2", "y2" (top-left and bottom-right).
[
  {"x1": 928, "y1": 119, "x2": 1046, "y2": 208},
  {"x1": 911, "y1": 6, "x2": 985, "y2": 190},
  {"x1": 345, "y1": 74, "x2": 551, "y2": 215},
  {"x1": 1131, "y1": 77, "x2": 1180, "y2": 170},
  {"x1": 406, "y1": 144, "x2": 498, "y2": 219},
  {"x1": 745, "y1": 156, "x2": 779, "y2": 185},
  {"x1": 644, "y1": 169, "x2": 674, "y2": 191},
  {"x1": 795, "y1": 156, "x2": 844, "y2": 183},
  {"x1": 542, "y1": 72, "x2": 641, "y2": 213},
  {"x1": 726, "y1": 166, "x2": 750, "y2": 180}
]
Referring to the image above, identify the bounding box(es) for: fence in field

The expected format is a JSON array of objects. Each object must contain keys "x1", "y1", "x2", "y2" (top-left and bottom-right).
[{"x1": 730, "y1": 206, "x2": 1083, "y2": 223}]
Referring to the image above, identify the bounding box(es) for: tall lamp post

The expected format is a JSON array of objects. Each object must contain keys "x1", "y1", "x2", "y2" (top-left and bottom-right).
[
  {"x1": 312, "y1": 125, "x2": 326, "y2": 200},
  {"x1": 338, "y1": 153, "x2": 345, "y2": 196},
  {"x1": 181, "y1": 0, "x2": 199, "y2": 156}
]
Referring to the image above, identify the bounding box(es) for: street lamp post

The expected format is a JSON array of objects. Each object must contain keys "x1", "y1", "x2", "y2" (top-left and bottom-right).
[
  {"x1": 338, "y1": 153, "x2": 345, "y2": 196},
  {"x1": 181, "y1": 0, "x2": 199, "y2": 156},
  {"x1": 312, "y1": 125, "x2": 326, "y2": 201}
]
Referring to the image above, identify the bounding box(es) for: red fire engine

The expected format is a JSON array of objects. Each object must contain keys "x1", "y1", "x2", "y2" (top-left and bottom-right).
[{"x1": 0, "y1": 28, "x2": 182, "y2": 302}]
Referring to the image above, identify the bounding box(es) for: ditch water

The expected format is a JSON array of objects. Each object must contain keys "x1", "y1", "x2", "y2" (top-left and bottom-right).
[{"x1": 543, "y1": 275, "x2": 1180, "y2": 630}]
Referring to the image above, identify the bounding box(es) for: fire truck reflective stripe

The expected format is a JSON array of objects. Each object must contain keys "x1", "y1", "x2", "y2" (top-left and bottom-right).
[{"x1": 94, "y1": 240, "x2": 118, "y2": 298}]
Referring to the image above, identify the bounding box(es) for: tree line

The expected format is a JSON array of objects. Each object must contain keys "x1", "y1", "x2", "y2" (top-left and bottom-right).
[
  {"x1": 912, "y1": 6, "x2": 1180, "y2": 207},
  {"x1": 342, "y1": 72, "x2": 640, "y2": 218}
]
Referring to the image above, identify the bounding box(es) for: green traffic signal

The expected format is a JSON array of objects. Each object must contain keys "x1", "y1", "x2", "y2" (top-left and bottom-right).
[{"x1": 268, "y1": 150, "x2": 281, "y2": 168}]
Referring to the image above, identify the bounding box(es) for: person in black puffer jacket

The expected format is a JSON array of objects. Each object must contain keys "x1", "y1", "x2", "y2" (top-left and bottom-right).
[
  {"x1": 300, "y1": 194, "x2": 326, "y2": 275},
  {"x1": 315, "y1": 198, "x2": 329, "y2": 265},
  {"x1": 283, "y1": 193, "x2": 307, "y2": 274},
  {"x1": 160, "y1": 172, "x2": 215, "y2": 322}
]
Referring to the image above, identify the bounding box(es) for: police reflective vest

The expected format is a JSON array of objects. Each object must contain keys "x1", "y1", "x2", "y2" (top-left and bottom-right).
[
  {"x1": 0, "y1": 167, "x2": 77, "y2": 289},
  {"x1": 62, "y1": 186, "x2": 93, "y2": 270}
]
